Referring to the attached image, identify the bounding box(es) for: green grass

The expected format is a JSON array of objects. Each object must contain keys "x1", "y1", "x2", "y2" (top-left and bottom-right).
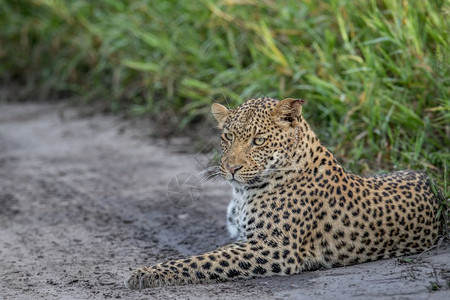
[{"x1": 0, "y1": 0, "x2": 449, "y2": 189}]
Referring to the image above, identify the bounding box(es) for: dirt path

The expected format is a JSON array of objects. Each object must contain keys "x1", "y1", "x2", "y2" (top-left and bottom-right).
[{"x1": 0, "y1": 103, "x2": 449, "y2": 300}]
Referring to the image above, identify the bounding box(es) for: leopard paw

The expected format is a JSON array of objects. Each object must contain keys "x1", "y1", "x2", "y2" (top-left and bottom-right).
[{"x1": 124, "y1": 268, "x2": 154, "y2": 290}]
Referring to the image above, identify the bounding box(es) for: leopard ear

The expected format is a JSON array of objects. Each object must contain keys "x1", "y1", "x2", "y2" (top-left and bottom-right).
[
  {"x1": 272, "y1": 98, "x2": 304, "y2": 127},
  {"x1": 211, "y1": 103, "x2": 231, "y2": 128}
]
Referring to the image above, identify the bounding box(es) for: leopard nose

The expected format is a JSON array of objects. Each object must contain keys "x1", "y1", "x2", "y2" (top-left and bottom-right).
[{"x1": 226, "y1": 164, "x2": 243, "y2": 175}]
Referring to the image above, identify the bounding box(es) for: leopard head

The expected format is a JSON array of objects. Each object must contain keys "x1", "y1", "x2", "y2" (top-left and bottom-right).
[{"x1": 211, "y1": 98, "x2": 304, "y2": 186}]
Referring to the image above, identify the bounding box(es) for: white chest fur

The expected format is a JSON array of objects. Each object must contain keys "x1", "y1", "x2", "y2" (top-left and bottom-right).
[{"x1": 226, "y1": 187, "x2": 250, "y2": 240}]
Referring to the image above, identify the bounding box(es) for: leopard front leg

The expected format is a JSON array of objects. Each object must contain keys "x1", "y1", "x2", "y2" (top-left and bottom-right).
[{"x1": 125, "y1": 242, "x2": 290, "y2": 289}]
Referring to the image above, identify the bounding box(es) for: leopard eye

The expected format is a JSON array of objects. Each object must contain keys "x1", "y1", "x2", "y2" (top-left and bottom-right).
[
  {"x1": 223, "y1": 132, "x2": 233, "y2": 142},
  {"x1": 252, "y1": 137, "x2": 266, "y2": 146}
]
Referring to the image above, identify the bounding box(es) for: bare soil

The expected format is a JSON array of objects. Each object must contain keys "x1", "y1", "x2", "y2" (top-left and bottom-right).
[{"x1": 0, "y1": 103, "x2": 449, "y2": 300}]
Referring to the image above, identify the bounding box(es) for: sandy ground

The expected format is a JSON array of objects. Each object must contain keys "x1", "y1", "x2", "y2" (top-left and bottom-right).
[{"x1": 0, "y1": 103, "x2": 449, "y2": 300}]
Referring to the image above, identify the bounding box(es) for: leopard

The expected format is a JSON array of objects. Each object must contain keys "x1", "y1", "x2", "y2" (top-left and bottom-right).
[{"x1": 125, "y1": 97, "x2": 441, "y2": 289}]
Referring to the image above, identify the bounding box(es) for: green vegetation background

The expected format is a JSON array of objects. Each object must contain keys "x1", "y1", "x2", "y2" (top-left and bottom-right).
[{"x1": 0, "y1": 0, "x2": 448, "y2": 189}]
